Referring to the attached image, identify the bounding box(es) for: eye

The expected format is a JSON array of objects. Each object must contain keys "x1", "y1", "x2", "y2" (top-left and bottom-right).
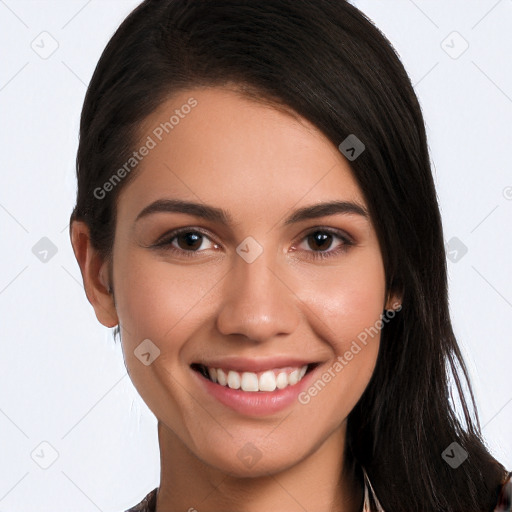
[
  {"x1": 153, "y1": 228, "x2": 219, "y2": 258},
  {"x1": 152, "y1": 227, "x2": 354, "y2": 260},
  {"x1": 293, "y1": 228, "x2": 354, "y2": 260}
]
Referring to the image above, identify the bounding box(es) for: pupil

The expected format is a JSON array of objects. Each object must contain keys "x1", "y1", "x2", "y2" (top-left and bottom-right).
[
  {"x1": 179, "y1": 232, "x2": 201, "y2": 250},
  {"x1": 310, "y1": 231, "x2": 331, "y2": 251}
]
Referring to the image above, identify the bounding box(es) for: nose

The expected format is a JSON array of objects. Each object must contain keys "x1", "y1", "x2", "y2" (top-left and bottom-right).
[{"x1": 216, "y1": 245, "x2": 300, "y2": 343}]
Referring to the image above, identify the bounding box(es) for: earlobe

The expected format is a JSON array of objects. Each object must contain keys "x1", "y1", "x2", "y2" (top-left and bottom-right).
[{"x1": 70, "y1": 220, "x2": 119, "y2": 328}]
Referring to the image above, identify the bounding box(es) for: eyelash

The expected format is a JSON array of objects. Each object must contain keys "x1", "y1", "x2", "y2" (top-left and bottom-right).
[{"x1": 153, "y1": 227, "x2": 355, "y2": 261}]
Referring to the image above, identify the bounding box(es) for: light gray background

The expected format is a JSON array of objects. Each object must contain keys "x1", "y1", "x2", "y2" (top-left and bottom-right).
[{"x1": 0, "y1": 0, "x2": 511, "y2": 510}]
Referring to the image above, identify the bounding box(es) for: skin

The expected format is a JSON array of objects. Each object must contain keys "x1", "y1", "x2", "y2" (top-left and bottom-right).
[{"x1": 71, "y1": 86, "x2": 401, "y2": 512}]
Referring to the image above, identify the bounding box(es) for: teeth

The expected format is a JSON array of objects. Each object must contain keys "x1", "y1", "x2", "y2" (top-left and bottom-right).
[
  {"x1": 288, "y1": 369, "x2": 300, "y2": 385},
  {"x1": 240, "y1": 372, "x2": 259, "y2": 392},
  {"x1": 259, "y1": 370, "x2": 276, "y2": 392},
  {"x1": 276, "y1": 372, "x2": 288, "y2": 389},
  {"x1": 216, "y1": 368, "x2": 227, "y2": 386},
  {"x1": 227, "y1": 370, "x2": 241, "y2": 390},
  {"x1": 208, "y1": 367, "x2": 217, "y2": 382},
  {"x1": 201, "y1": 364, "x2": 309, "y2": 392}
]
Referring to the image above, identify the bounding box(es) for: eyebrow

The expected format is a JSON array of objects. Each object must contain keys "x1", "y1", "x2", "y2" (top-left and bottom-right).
[{"x1": 134, "y1": 198, "x2": 369, "y2": 226}]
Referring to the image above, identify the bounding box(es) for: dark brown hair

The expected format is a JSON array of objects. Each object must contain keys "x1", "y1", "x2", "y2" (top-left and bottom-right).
[{"x1": 69, "y1": 1, "x2": 508, "y2": 510}]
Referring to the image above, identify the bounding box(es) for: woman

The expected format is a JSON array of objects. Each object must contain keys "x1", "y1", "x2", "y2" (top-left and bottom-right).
[{"x1": 69, "y1": 1, "x2": 511, "y2": 510}]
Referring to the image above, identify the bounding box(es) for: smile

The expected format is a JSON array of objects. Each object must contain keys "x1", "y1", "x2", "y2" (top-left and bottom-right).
[
  {"x1": 190, "y1": 358, "x2": 322, "y2": 416},
  {"x1": 191, "y1": 363, "x2": 313, "y2": 392}
]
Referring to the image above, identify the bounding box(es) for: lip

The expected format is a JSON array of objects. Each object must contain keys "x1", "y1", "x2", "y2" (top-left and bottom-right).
[
  {"x1": 190, "y1": 360, "x2": 322, "y2": 416},
  {"x1": 191, "y1": 356, "x2": 316, "y2": 373}
]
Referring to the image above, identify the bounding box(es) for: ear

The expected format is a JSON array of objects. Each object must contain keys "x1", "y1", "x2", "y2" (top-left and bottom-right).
[{"x1": 69, "y1": 220, "x2": 119, "y2": 328}]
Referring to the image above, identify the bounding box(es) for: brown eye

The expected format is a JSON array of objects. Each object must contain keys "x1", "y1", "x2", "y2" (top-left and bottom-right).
[
  {"x1": 307, "y1": 231, "x2": 335, "y2": 251},
  {"x1": 153, "y1": 228, "x2": 218, "y2": 257},
  {"x1": 295, "y1": 228, "x2": 354, "y2": 261},
  {"x1": 174, "y1": 231, "x2": 203, "y2": 251}
]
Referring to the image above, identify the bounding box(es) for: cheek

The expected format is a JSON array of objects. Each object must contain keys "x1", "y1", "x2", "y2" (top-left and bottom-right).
[
  {"x1": 297, "y1": 249, "x2": 387, "y2": 350},
  {"x1": 293, "y1": 254, "x2": 386, "y2": 420},
  {"x1": 112, "y1": 251, "x2": 216, "y2": 345},
  {"x1": 112, "y1": 252, "x2": 217, "y2": 432}
]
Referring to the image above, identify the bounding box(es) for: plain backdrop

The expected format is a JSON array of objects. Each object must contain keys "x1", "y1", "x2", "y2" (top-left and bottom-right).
[{"x1": 0, "y1": 1, "x2": 511, "y2": 510}]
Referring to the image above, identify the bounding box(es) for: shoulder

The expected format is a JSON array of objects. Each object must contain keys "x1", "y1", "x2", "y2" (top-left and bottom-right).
[
  {"x1": 124, "y1": 487, "x2": 158, "y2": 512},
  {"x1": 495, "y1": 471, "x2": 512, "y2": 511}
]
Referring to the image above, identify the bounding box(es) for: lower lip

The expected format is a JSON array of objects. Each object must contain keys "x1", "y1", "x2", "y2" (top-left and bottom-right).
[{"x1": 191, "y1": 366, "x2": 318, "y2": 416}]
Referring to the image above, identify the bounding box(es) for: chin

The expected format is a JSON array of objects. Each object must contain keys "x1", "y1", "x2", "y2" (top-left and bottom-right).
[{"x1": 196, "y1": 439, "x2": 306, "y2": 478}]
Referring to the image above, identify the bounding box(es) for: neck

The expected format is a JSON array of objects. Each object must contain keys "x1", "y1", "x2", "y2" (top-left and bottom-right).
[{"x1": 155, "y1": 420, "x2": 363, "y2": 512}]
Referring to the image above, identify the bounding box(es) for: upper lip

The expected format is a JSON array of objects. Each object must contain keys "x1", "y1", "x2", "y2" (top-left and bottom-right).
[{"x1": 192, "y1": 356, "x2": 319, "y2": 373}]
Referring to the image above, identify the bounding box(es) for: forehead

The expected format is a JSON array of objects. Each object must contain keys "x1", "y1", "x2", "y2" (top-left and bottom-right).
[{"x1": 116, "y1": 86, "x2": 367, "y2": 224}]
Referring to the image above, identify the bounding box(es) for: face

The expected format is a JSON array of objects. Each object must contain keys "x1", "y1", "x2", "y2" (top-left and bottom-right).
[{"x1": 92, "y1": 86, "x2": 397, "y2": 476}]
